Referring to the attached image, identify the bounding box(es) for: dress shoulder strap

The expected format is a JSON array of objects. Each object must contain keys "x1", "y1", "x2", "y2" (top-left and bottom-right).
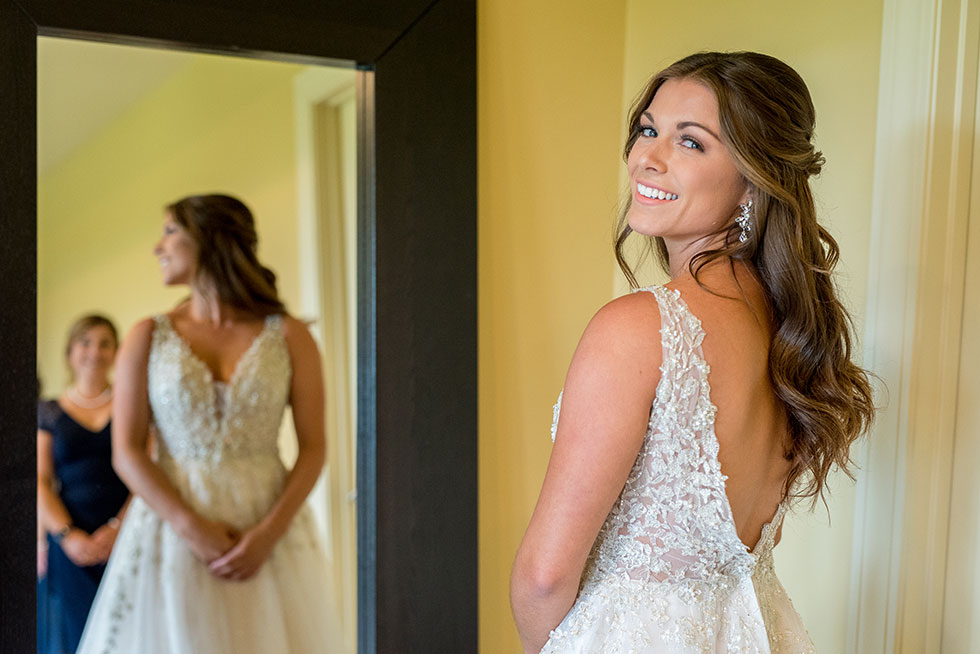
[
  {"x1": 151, "y1": 313, "x2": 171, "y2": 333},
  {"x1": 551, "y1": 286, "x2": 707, "y2": 443},
  {"x1": 752, "y1": 502, "x2": 788, "y2": 558},
  {"x1": 632, "y1": 285, "x2": 707, "y2": 361},
  {"x1": 265, "y1": 313, "x2": 284, "y2": 331}
]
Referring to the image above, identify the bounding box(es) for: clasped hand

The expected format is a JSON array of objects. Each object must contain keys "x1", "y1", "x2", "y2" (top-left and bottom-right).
[
  {"x1": 186, "y1": 517, "x2": 276, "y2": 582},
  {"x1": 61, "y1": 524, "x2": 118, "y2": 567}
]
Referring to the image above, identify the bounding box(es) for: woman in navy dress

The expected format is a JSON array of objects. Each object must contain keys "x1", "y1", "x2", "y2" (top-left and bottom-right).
[{"x1": 37, "y1": 315, "x2": 131, "y2": 653}]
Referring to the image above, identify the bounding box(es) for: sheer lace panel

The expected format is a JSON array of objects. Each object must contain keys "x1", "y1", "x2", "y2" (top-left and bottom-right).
[
  {"x1": 552, "y1": 286, "x2": 759, "y2": 585},
  {"x1": 544, "y1": 286, "x2": 811, "y2": 653}
]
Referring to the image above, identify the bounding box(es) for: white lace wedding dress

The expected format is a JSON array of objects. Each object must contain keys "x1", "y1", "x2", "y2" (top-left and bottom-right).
[
  {"x1": 77, "y1": 314, "x2": 343, "y2": 654},
  {"x1": 540, "y1": 286, "x2": 815, "y2": 653}
]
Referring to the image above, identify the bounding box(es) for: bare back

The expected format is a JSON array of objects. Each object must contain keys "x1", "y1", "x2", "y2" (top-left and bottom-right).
[{"x1": 669, "y1": 261, "x2": 791, "y2": 550}]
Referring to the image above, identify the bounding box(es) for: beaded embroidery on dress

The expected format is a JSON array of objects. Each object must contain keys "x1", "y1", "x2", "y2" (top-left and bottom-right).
[
  {"x1": 541, "y1": 286, "x2": 815, "y2": 654},
  {"x1": 77, "y1": 314, "x2": 343, "y2": 654}
]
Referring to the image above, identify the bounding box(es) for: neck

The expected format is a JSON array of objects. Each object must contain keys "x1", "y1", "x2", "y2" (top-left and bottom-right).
[
  {"x1": 187, "y1": 282, "x2": 237, "y2": 326},
  {"x1": 665, "y1": 234, "x2": 730, "y2": 280},
  {"x1": 74, "y1": 374, "x2": 109, "y2": 397}
]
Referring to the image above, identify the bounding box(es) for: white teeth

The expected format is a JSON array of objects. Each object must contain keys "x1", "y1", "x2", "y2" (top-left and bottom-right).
[{"x1": 637, "y1": 183, "x2": 677, "y2": 201}]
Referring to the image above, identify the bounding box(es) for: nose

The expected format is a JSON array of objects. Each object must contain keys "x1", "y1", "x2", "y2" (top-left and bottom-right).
[
  {"x1": 153, "y1": 239, "x2": 163, "y2": 256},
  {"x1": 635, "y1": 137, "x2": 667, "y2": 173}
]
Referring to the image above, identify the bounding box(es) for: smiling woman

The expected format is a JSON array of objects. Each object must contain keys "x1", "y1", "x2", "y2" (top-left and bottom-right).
[
  {"x1": 625, "y1": 78, "x2": 751, "y2": 274},
  {"x1": 73, "y1": 193, "x2": 345, "y2": 654},
  {"x1": 37, "y1": 315, "x2": 128, "y2": 654},
  {"x1": 511, "y1": 51, "x2": 874, "y2": 654}
]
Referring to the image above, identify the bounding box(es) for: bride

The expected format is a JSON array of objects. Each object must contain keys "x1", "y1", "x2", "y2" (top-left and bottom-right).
[
  {"x1": 511, "y1": 52, "x2": 875, "y2": 653},
  {"x1": 77, "y1": 194, "x2": 342, "y2": 653}
]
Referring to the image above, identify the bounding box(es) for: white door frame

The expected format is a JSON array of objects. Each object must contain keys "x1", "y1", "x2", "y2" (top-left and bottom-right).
[
  {"x1": 294, "y1": 65, "x2": 358, "y2": 654},
  {"x1": 850, "y1": 0, "x2": 980, "y2": 651}
]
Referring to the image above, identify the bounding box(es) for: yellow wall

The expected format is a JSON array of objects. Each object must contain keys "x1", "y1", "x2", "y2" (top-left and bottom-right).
[
  {"x1": 478, "y1": 2, "x2": 629, "y2": 652},
  {"x1": 479, "y1": 1, "x2": 884, "y2": 651},
  {"x1": 37, "y1": 48, "x2": 310, "y2": 395}
]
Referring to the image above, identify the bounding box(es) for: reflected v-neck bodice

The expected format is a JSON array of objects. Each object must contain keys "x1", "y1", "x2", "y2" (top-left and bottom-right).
[{"x1": 148, "y1": 313, "x2": 290, "y2": 464}]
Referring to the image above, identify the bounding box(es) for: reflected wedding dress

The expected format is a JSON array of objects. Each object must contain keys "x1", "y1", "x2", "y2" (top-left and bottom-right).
[
  {"x1": 540, "y1": 287, "x2": 815, "y2": 653},
  {"x1": 77, "y1": 314, "x2": 342, "y2": 654}
]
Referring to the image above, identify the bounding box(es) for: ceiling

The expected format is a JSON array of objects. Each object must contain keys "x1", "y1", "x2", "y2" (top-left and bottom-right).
[{"x1": 37, "y1": 36, "x2": 193, "y2": 174}]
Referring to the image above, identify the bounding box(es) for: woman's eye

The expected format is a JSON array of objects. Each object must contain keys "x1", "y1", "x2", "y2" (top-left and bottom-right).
[
  {"x1": 638, "y1": 125, "x2": 658, "y2": 138},
  {"x1": 680, "y1": 136, "x2": 703, "y2": 151}
]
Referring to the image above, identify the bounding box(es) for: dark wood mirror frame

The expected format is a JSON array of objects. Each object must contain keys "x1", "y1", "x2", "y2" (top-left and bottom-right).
[{"x1": 0, "y1": 1, "x2": 476, "y2": 652}]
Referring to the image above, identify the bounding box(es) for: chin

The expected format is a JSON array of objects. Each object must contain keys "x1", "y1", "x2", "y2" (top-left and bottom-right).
[
  {"x1": 160, "y1": 272, "x2": 186, "y2": 286},
  {"x1": 627, "y1": 217, "x2": 662, "y2": 239}
]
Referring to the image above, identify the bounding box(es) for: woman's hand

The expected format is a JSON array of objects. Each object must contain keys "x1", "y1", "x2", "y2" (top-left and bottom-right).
[
  {"x1": 89, "y1": 523, "x2": 120, "y2": 563},
  {"x1": 182, "y1": 517, "x2": 240, "y2": 565},
  {"x1": 60, "y1": 530, "x2": 103, "y2": 567},
  {"x1": 208, "y1": 524, "x2": 277, "y2": 581}
]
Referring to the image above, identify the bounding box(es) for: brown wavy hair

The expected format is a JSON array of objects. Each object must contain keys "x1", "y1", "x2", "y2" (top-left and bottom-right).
[
  {"x1": 615, "y1": 52, "x2": 875, "y2": 506},
  {"x1": 167, "y1": 194, "x2": 285, "y2": 317}
]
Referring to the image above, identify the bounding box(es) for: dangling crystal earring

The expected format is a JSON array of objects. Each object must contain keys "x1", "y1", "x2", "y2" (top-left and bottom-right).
[{"x1": 736, "y1": 200, "x2": 753, "y2": 243}]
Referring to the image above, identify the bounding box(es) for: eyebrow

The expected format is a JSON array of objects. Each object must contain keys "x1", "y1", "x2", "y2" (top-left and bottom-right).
[{"x1": 642, "y1": 112, "x2": 721, "y2": 141}]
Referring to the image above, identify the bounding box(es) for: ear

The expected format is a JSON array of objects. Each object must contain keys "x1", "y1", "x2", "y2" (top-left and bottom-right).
[{"x1": 737, "y1": 183, "x2": 754, "y2": 207}]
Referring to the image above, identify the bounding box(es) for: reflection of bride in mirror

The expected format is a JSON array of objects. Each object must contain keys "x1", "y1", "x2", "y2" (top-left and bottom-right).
[
  {"x1": 38, "y1": 314, "x2": 130, "y2": 654},
  {"x1": 77, "y1": 194, "x2": 342, "y2": 653}
]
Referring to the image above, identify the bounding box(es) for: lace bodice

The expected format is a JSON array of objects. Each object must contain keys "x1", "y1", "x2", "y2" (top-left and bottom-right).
[
  {"x1": 543, "y1": 286, "x2": 811, "y2": 653},
  {"x1": 75, "y1": 313, "x2": 344, "y2": 654},
  {"x1": 148, "y1": 314, "x2": 291, "y2": 465}
]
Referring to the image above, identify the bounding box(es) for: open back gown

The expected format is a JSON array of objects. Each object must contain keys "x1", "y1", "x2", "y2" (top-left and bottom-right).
[{"x1": 540, "y1": 286, "x2": 815, "y2": 653}]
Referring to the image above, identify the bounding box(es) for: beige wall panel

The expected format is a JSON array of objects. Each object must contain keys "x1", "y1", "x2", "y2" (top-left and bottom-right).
[
  {"x1": 38, "y1": 46, "x2": 308, "y2": 396},
  {"x1": 478, "y1": 2, "x2": 629, "y2": 651}
]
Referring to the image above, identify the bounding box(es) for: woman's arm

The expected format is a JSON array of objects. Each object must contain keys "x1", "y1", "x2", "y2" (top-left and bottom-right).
[
  {"x1": 111, "y1": 319, "x2": 238, "y2": 563},
  {"x1": 37, "y1": 428, "x2": 102, "y2": 566},
  {"x1": 88, "y1": 495, "x2": 132, "y2": 562},
  {"x1": 209, "y1": 315, "x2": 326, "y2": 581},
  {"x1": 37, "y1": 428, "x2": 73, "y2": 534},
  {"x1": 511, "y1": 293, "x2": 662, "y2": 653}
]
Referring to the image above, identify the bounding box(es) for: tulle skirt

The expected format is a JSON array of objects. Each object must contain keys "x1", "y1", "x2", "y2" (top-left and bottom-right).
[
  {"x1": 76, "y1": 454, "x2": 345, "y2": 654},
  {"x1": 539, "y1": 571, "x2": 814, "y2": 654}
]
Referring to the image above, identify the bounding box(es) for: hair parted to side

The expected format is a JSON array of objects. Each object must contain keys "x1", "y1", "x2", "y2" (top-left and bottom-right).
[
  {"x1": 65, "y1": 314, "x2": 119, "y2": 383},
  {"x1": 167, "y1": 194, "x2": 285, "y2": 317},
  {"x1": 616, "y1": 51, "x2": 875, "y2": 507}
]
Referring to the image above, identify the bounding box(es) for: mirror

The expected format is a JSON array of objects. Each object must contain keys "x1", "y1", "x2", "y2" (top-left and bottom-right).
[
  {"x1": 36, "y1": 37, "x2": 357, "y2": 652},
  {"x1": 0, "y1": 2, "x2": 476, "y2": 652}
]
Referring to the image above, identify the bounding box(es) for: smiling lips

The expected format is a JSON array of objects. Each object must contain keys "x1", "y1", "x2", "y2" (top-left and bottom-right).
[{"x1": 637, "y1": 182, "x2": 678, "y2": 201}]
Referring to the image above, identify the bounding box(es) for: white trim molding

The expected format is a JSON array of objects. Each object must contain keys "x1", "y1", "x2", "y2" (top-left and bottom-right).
[
  {"x1": 293, "y1": 65, "x2": 358, "y2": 654},
  {"x1": 852, "y1": 0, "x2": 980, "y2": 651}
]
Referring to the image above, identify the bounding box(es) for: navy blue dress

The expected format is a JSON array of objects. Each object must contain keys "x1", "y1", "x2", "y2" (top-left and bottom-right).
[{"x1": 37, "y1": 399, "x2": 129, "y2": 654}]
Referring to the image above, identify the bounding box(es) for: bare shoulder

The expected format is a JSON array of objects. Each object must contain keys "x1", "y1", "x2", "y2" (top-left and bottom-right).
[
  {"x1": 118, "y1": 317, "x2": 157, "y2": 359},
  {"x1": 585, "y1": 290, "x2": 663, "y2": 346},
  {"x1": 279, "y1": 314, "x2": 319, "y2": 354},
  {"x1": 668, "y1": 272, "x2": 768, "y2": 334},
  {"x1": 568, "y1": 291, "x2": 664, "y2": 391},
  {"x1": 665, "y1": 275, "x2": 735, "y2": 313},
  {"x1": 113, "y1": 318, "x2": 158, "y2": 393}
]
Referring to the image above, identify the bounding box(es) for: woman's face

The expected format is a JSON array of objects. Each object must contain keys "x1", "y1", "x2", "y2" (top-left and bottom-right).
[
  {"x1": 68, "y1": 325, "x2": 116, "y2": 380},
  {"x1": 626, "y1": 78, "x2": 748, "y2": 263},
  {"x1": 153, "y1": 213, "x2": 198, "y2": 286}
]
